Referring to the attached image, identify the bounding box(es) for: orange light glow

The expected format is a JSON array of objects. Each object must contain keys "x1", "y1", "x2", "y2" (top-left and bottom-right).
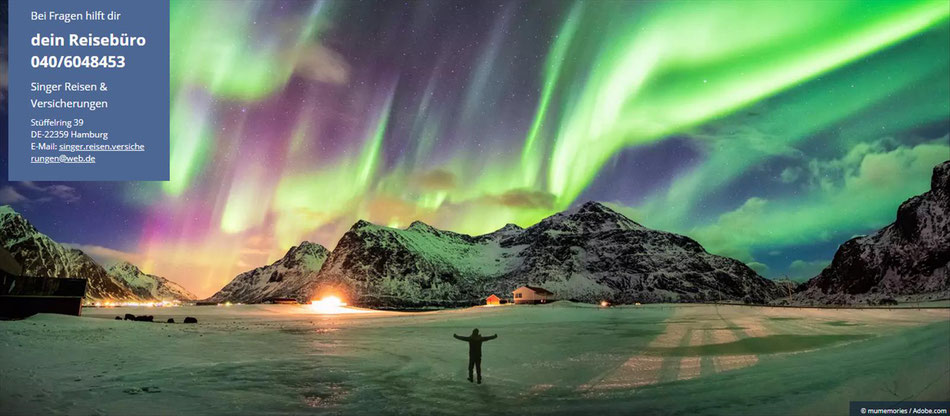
[{"x1": 309, "y1": 295, "x2": 361, "y2": 314}]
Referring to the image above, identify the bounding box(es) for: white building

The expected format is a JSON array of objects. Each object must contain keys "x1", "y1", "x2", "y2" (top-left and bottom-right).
[{"x1": 512, "y1": 286, "x2": 554, "y2": 304}]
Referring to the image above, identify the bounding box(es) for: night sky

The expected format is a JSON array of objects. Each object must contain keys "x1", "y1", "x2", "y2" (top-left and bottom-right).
[{"x1": 1, "y1": 0, "x2": 948, "y2": 297}]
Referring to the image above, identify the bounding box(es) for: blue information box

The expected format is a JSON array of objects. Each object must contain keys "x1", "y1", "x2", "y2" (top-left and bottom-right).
[{"x1": 8, "y1": 0, "x2": 169, "y2": 181}]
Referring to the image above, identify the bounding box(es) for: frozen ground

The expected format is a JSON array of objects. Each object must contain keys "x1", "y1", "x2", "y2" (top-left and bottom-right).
[{"x1": 1, "y1": 303, "x2": 948, "y2": 415}]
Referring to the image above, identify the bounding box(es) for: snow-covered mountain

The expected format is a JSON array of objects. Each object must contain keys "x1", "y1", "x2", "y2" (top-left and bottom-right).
[
  {"x1": 206, "y1": 241, "x2": 330, "y2": 303},
  {"x1": 0, "y1": 205, "x2": 134, "y2": 300},
  {"x1": 307, "y1": 201, "x2": 782, "y2": 306},
  {"x1": 797, "y1": 160, "x2": 950, "y2": 304},
  {"x1": 108, "y1": 261, "x2": 197, "y2": 301},
  {"x1": 311, "y1": 219, "x2": 521, "y2": 306},
  {"x1": 0, "y1": 205, "x2": 191, "y2": 302}
]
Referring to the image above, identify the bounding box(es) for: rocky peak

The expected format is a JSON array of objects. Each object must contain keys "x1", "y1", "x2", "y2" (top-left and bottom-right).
[
  {"x1": 109, "y1": 261, "x2": 141, "y2": 274},
  {"x1": 497, "y1": 223, "x2": 523, "y2": 233},
  {"x1": 291, "y1": 240, "x2": 326, "y2": 254},
  {"x1": 207, "y1": 239, "x2": 330, "y2": 303},
  {"x1": 894, "y1": 160, "x2": 950, "y2": 241},
  {"x1": 0, "y1": 205, "x2": 21, "y2": 218},
  {"x1": 530, "y1": 201, "x2": 644, "y2": 234},
  {"x1": 282, "y1": 241, "x2": 330, "y2": 266},
  {"x1": 797, "y1": 160, "x2": 950, "y2": 304},
  {"x1": 503, "y1": 222, "x2": 522, "y2": 230},
  {"x1": 480, "y1": 223, "x2": 525, "y2": 242},
  {"x1": 407, "y1": 220, "x2": 438, "y2": 233},
  {"x1": 932, "y1": 161, "x2": 949, "y2": 196},
  {"x1": 576, "y1": 201, "x2": 612, "y2": 213},
  {"x1": 570, "y1": 201, "x2": 638, "y2": 223},
  {"x1": 0, "y1": 205, "x2": 40, "y2": 238},
  {"x1": 350, "y1": 219, "x2": 376, "y2": 231}
]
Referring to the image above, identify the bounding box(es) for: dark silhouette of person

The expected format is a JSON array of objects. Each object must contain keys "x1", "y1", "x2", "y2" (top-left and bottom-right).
[{"x1": 453, "y1": 328, "x2": 497, "y2": 384}]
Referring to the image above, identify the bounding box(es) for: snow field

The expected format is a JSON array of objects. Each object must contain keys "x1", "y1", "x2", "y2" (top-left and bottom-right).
[{"x1": 1, "y1": 302, "x2": 947, "y2": 415}]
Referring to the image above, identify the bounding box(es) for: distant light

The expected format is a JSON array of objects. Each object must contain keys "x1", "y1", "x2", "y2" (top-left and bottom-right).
[
  {"x1": 600, "y1": 300, "x2": 609, "y2": 307},
  {"x1": 86, "y1": 300, "x2": 182, "y2": 308},
  {"x1": 309, "y1": 295, "x2": 352, "y2": 314}
]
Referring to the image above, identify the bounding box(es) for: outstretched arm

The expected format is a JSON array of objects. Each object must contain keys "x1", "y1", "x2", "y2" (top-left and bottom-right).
[
  {"x1": 453, "y1": 334, "x2": 469, "y2": 341},
  {"x1": 484, "y1": 334, "x2": 498, "y2": 341}
]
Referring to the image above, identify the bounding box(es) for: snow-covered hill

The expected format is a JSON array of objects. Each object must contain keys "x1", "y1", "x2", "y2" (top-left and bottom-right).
[
  {"x1": 497, "y1": 202, "x2": 782, "y2": 304},
  {"x1": 0, "y1": 205, "x2": 190, "y2": 302},
  {"x1": 206, "y1": 241, "x2": 330, "y2": 303},
  {"x1": 308, "y1": 201, "x2": 781, "y2": 306},
  {"x1": 0, "y1": 205, "x2": 134, "y2": 300},
  {"x1": 310, "y1": 219, "x2": 522, "y2": 306},
  {"x1": 108, "y1": 261, "x2": 197, "y2": 301},
  {"x1": 797, "y1": 160, "x2": 950, "y2": 304}
]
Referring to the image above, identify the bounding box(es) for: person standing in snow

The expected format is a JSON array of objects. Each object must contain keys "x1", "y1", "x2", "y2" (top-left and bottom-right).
[{"x1": 453, "y1": 328, "x2": 497, "y2": 384}]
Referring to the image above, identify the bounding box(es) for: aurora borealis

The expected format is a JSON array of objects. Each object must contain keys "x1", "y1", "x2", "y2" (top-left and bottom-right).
[{"x1": 1, "y1": 0, "x2": 948, "y2": 297}]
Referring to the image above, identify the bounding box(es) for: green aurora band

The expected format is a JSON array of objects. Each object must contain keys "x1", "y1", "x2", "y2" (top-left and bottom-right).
[
  {"x1": 147, "y1": 0, "x2": 949, "y2": 283},
  {"x1": 535, "y1": 0, "x2": 948, "y2": 208}
]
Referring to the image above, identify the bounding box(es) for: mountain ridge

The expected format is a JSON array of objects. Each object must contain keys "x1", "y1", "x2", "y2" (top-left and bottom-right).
[
  {"x1": 206, "y1": 241, "x2": 330, "y2": 303},
  {"x1": 0, "y1": 205, "x2": 190, "y2": 302},
  {"x1": 246, "y1": 200, "x2": 783, "y2": 307},
  {"x1": 107, "y1": 261, "x2": 198, "y2": 301},
  {"x1": 795, "y1": 160, "x2": 950, "y2": 304}
]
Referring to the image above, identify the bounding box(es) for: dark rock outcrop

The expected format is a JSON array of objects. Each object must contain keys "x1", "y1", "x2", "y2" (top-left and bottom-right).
[{"x1": 797, "y1": 161, "x2": 950, "y2": 304}]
